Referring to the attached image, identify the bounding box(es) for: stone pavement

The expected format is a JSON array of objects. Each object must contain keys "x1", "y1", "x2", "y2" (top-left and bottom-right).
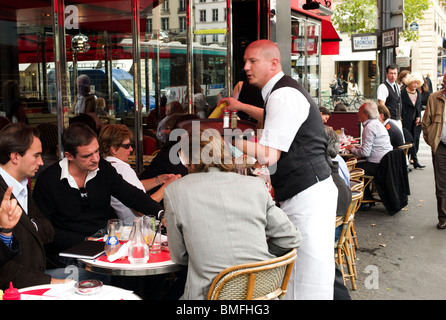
[{"x1": 348, "y1": 137, "x2": 446, "y2": 300}]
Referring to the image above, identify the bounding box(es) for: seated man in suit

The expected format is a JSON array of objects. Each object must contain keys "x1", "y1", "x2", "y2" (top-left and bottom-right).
[
  {"x1": 0, "y1": 123, "x2": 68, "y2": 289},
  {"x1": 346, "y1": 101, "x2": 393, "y2": 203}
]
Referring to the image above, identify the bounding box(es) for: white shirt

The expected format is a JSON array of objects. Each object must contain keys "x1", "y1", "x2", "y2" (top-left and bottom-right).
[
  {"x1": 350, "y1": 119, "x2": 393, "y2": 163},
  {"x1": 377, "y1": 79, "x2": 399, "y2": 102},
  {"x1": 0, "y1": 167, "x2": 28, "y2": 214},
  {"x1": 58, "y1": 157, "x2": 99, "y2": 189},
  {"x1": 259, "y1": 72, "x2": 310, "y2": 152},
  {"x1": 105, "y1": 156, "x2": 145, "y2": 226}
]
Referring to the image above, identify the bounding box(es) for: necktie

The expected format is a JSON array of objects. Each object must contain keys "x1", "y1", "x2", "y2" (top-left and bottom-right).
[{"x1": 394, "y1": 84, "x2": 399, "y2": 95}]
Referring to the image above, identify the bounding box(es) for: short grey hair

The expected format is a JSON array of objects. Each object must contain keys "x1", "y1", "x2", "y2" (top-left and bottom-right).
[{"x1": 361, "y1": 100, "x2": 379, "y2": 119}]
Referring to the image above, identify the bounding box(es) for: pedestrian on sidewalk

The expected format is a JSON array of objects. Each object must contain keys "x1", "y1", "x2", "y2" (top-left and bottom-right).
[{"x1": 421, "y1": 74, "x2": 446, "y2": 229}]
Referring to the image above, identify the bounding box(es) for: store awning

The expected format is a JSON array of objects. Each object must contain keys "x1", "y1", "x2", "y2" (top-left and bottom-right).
[{"x1": 291, "y1": 0, "x2": 341, "y2": 55}]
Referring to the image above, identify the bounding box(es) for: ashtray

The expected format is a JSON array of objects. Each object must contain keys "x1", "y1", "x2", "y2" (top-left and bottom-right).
[{"x1": 75, "y1": 280, "x2": 103, "y2": 295}]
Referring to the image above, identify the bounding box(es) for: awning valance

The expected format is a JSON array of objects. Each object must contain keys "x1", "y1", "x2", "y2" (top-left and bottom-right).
[{"x1": 291, "y1": 0, "x2": 341, "y2": 55}]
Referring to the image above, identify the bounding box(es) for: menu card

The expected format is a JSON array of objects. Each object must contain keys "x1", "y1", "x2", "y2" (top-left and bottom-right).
[{"x1": 59, "y1": 241, "x2": 105, "y2": 259}]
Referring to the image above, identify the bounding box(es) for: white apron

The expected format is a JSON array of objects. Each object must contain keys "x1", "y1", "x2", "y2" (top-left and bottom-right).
[{"x1": 281, "y1": 176, "x2": 337, "y2": 300}]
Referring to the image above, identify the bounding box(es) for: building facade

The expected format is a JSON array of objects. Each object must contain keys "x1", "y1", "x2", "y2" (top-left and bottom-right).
[{"x1": 321, "y1": 0, "x2": 446, "y2": 105}]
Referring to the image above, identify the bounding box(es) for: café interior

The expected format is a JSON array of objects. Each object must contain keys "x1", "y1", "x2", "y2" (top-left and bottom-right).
[{"x1": 0, "y1": 0, "x2": 279, "y2": 174}]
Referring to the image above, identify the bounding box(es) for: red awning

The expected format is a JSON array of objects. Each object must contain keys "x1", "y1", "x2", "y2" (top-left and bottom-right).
[{"x1": 290, "y1": 0, "x2": 341, "y2": 55}]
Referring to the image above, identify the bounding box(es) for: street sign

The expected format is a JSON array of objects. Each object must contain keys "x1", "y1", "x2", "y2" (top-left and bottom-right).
[
  {"x1": 410, "y1": 22, "x2": 419, "y2": 31},
  {"x1": 382, "y1": 28, "x2": 399, "y2": 48},
  {"x1": 351, "y1": 33, "x2": 378, "y2": 52}
]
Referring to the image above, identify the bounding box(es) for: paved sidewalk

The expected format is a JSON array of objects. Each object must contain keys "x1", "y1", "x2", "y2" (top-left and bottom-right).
[{"x1": 348, "y1": 138, "x2": 446, "y2": 300}]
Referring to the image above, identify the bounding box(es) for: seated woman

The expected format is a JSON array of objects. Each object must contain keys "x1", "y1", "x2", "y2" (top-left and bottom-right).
[
  {"x1": 98, "y1": 124, "x2": 179, "y2": 225},
  {"x1": 164, "y1": 127, "x2": 302, "y2": 300}
]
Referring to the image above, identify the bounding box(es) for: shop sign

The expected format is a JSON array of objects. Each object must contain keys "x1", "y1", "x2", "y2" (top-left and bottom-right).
[
  {"x1": 292, "y1": 36, "x2": 318, "y2": 55},
  {"x1": 396, "y1": 56, "x2": 410, "y2": 67},
  {"x1": 382, "y1": 28, "x2": 399, "y2": 49},
  {"x1": 351, "y1": 33, "x2": 378, "y2": 52}
]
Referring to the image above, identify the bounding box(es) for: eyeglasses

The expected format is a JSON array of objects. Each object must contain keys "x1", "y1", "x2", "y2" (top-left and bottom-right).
[
  {"x1": 79, "y1": 187, "x2": 89, "y2": 212},
  {"x1": 120, "y1": 143, "x2": 133, "y2": 149}
]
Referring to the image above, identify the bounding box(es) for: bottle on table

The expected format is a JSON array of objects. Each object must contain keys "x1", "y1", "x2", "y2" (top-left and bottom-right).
[
  {"x1": 3, "y1": 282, "x2": 21, "y2": 300},
  {"x1": 231, "y1": 111, "x2": 238, "y2": 129},
  {"x1": 223, "y1": 110, "x2": 230, "y2": 128},
  {"x1": 104, "y1": 223, "x2": 121, "y2": 257},
  {"x1": 128, "y1": 217, "x2": 149, "y2": 264}
]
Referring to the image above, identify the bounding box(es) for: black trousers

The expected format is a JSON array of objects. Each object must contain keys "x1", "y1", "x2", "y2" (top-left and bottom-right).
[
  {"x1": 356, "y1": 161, "x2": 379, "y2": 199},
  {"x1": 433, "y1": 143, "x2": 446, "y2": 224}
]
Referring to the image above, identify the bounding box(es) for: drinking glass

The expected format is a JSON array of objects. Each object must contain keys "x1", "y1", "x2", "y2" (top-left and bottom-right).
[{"x1": 143, "y1": 215, "x2": 161, "y2": 254}]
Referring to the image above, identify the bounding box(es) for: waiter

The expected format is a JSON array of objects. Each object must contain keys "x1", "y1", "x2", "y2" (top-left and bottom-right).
[
  {"x1": 219, "y1": 39, "x2": 337, "y2": 300},
  {"x1": 377, "y1": 64, "x2": 402, "y2": 123}
]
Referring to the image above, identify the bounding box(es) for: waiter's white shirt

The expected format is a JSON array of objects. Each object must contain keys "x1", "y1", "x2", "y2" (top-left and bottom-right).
[{"x1": 259, "y1": 71, "x2": 310, "y2": 152}]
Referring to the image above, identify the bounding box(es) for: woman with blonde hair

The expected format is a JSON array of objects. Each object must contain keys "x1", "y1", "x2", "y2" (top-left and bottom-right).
[
  {"x1": 401, "y1": 72, "x2": 425, "y2": 169},
  {"x1": 164, "y1": 127, "x2": 301, "y2": 299},
  {"x1": 397, "y1": 69, "x2": 411, "y2": 88}
]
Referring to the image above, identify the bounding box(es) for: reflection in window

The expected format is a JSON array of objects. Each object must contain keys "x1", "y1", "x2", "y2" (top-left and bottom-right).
[
  {"x1": 291, "y1": 16, "x2": 321, "y2": 101},
  {"x1": 6, "y1": 0, "x2": 230, "y2": 164}
]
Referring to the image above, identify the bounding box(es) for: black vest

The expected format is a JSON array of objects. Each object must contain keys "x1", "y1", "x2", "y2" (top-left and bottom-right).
[
  {"x1": 384, "y1": 82, "x2": 402, "y2": 120},
  {"x1": 266, "y1": 75, "x2": 331, "y2": 202}
]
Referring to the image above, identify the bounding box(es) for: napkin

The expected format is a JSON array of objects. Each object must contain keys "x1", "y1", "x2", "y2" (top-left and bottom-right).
[
  {"x1": 43, "y1": 281, "x2": 76, "y2": 297},
  {"x1": 107, "y1": 242, "x2": 130, "y2": 262}
]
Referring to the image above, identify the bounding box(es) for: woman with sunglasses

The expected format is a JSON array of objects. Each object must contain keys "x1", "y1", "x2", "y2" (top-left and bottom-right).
[{"x1": 99, "y1": 124, "x2": 180, "y2": 226}]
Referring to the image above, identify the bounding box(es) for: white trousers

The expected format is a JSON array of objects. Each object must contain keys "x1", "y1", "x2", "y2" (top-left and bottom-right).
[{"x1": 281, "y1": 176, "x2": 337, "y2": 300}]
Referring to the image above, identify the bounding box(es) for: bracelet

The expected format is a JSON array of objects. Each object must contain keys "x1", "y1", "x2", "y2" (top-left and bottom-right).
[{"x1": 156, "y1": 175, "x2": 161, "y2": 186}]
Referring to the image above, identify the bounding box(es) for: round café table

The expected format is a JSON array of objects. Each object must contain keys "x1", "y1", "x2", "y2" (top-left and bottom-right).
[{"x1": 79, "y1": 250, "x2": 183, "y2": 276}]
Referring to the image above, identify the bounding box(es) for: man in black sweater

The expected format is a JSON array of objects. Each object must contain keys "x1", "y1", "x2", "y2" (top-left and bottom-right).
[{"x1": 33, "y1": 123, "x2": 163, "y2": 266}]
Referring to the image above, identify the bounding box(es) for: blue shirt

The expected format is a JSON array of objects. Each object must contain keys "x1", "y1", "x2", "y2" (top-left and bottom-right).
[{"x1": 0, "y1": 167, "x2": 28, "y2": 214}]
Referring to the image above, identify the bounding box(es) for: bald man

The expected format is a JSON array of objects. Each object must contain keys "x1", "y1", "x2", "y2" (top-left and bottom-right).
[{"x1": 220, "y1": 40, "x2": 337, "y2": 300}]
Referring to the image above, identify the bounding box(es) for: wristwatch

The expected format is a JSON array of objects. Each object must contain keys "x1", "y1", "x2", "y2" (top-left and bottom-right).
[{"x1": 0, "y1": 226, "x2": 14, "y2": 233}]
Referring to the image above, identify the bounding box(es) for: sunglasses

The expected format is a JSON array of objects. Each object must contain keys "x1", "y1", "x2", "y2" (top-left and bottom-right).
[
  {"x1": 120, "y1": 143, "x2": 133, "y2": 149},
  {"x1": 79, "y1": 187, "x2": 89, "y2": 212}
]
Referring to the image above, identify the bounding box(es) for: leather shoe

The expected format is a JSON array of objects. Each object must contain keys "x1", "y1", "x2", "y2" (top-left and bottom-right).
[
  {"x1": 437, "y1": 222, "x2": 446, "y2": 229},
  {"x1": 413, "y1": 162, "x2": 426, "y2": 169}
]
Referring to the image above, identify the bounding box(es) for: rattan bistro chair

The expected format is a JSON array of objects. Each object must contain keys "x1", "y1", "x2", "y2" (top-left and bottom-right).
[
  {"x1": 349, "y1": 167, "x2": 364, "y2": 180},
  {"x1": 335, "y1": 190, "x2": 363, "y2": 290},
  {"x1": 349, "y1": 178, "x2": 364, "y2": 192},
  {"x1": 207, "y1": 249, "x2": 297, "y2": 300},
  {"x1": 398, "y1": 143, "x2": 413, "y2": 157},
  {"x1": 345, "y1": 158, "x2": 357, "y2": 171}
]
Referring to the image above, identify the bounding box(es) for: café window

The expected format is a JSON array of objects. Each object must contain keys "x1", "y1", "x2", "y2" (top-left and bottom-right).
[
  {"x1": 3, "y1": 0, "x2": 230, "y2": 172},
  {"x1": 290, "y1": 16, "x2": 321, "y2": 102}
]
